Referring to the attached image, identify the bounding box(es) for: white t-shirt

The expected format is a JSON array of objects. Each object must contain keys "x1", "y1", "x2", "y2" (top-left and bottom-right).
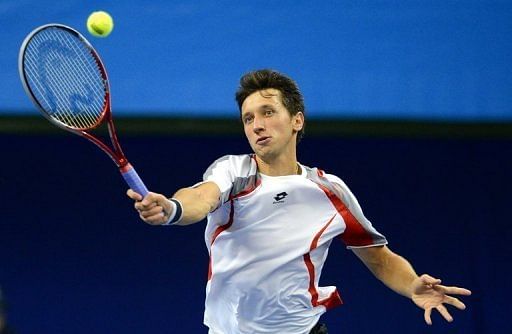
[{"x1": 201, "y1": 154, "x2": 387, "y2": 334}]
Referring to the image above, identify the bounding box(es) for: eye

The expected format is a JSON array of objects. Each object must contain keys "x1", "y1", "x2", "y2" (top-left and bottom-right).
[
  {"x1": 243, "y1": 115, "x2": 254, "y2": 124},
  {"x1": 264, "y1": 109, "x2": 274, "y2": 116}
]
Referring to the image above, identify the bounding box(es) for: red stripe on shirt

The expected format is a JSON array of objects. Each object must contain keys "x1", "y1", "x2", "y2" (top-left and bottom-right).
[
  {"x1": 318, "y1": 290, "x2": 343, "y2": 310},
  {"x1": 229, "y1": 178, "x2": 261, "y2": 200},
  {"x1": 304, "y1": 214, "x2": 343, "y2": 308},
  {"x1": 315, "y1": 183, "x2": 374, "y2": 247},
  {"x1": 208, "y1": 199, "x2": 235, "y2": 281},
  {"x1": 304, "y1": 252, "x2": 319, "y2": 305}
]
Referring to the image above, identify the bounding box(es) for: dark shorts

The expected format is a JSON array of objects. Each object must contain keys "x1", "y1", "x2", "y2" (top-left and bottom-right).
[{"x1": 310, "y1": 322, "x2": 328, "y2": 334}]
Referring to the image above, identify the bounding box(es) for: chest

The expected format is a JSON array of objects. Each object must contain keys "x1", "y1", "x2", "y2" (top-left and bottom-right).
[{"x1": 230, "y1": 177, "x2": 342, "y2": 236}]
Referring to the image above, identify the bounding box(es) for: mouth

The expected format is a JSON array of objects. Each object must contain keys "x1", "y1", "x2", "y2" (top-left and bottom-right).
[{"x1": 256, "y1": 136, "x2": 271, "y2": 145}]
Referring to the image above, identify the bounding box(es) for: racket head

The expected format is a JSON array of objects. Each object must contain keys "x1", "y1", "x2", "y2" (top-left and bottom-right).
[{"x1": 18, "y1": 23, "x2": 110, "y2": 132}]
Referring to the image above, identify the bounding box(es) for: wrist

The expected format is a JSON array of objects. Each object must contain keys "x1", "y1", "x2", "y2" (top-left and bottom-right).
[{"x1": 163, "y1": 198, "x2": 184, "y2": 225}]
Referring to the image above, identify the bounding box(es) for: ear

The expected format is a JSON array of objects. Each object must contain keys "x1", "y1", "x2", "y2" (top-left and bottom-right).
[{"x1": 292, "y1": 112, "x2": 304, "y2": 132}]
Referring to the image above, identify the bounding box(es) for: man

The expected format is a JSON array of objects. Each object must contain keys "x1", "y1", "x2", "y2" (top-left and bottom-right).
[{"x1": 127, "y1": 69, "x2": 471, "y2": 334}]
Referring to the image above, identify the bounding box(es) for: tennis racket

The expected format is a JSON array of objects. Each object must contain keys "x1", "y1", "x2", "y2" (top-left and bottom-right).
[{"x1": 18, "y1": 23, "x2": 148, "y2": 197}]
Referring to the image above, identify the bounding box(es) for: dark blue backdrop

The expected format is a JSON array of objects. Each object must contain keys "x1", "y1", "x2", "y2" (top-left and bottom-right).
[{"x1": 1, "y1": 133, "x2": 510, "y2": 333}]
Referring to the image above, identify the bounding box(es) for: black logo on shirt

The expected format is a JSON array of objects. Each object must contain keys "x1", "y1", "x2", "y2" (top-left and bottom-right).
[{"x1": 273, "y1": 192, "x2": 288, "y2": 204}]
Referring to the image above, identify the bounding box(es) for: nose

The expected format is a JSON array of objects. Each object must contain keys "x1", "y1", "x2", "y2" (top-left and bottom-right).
[{"x1": 253, "y1": 115, "x2": 265, "y2": 133}]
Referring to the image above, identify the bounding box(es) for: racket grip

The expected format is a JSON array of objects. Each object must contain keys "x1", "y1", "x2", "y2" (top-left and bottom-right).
[{"x1": 120, "y1": 164, "x2": 149, "y2": 197}]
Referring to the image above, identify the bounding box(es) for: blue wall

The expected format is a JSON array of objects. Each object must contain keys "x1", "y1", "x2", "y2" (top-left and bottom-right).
[
  {"x1": 3, "y1": 0, "x2": 512, "y2": 120},
  {"x1": 1, "y1": 133, "x2": 510, "y2": 333}
]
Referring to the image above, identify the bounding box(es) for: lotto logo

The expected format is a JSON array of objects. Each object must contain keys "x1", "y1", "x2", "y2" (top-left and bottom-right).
[{"x1": 273, "y1": 192, "x2": 288, "y2": 203}]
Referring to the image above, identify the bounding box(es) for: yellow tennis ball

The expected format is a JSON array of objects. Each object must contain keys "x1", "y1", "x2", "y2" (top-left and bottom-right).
[{"x1": 87, "y1": 11, "x2": 114, "y2": 37}]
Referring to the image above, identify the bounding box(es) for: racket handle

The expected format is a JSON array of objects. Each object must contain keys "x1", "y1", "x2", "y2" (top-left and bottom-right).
[{"x1": 120, "y1": 164, "x2": 149, "y2": 197}]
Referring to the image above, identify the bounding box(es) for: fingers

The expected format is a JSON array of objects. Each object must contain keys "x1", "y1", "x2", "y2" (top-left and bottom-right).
[
  {"x1": 424, "y1": 304, "x2": 454, "y2": 325},
  {"x1": 424, "y1": 308, "x2": 433, "y2": 325},
  {"x1": 436, "y1": 304, "x2": 453, "y2": 323},
  {"x1": 135, "y1": 199, "x2": 157, "y2": 211},
  {"x1": 434, "y1": 285, "x2": 472, "y2": 296},
  {"x1": 442, "y1": 296, "x2": 467, "y2": 310},
  {"x1": 140, "y1": 205, "x2": 165, "y2": 218},
  {"x1": 419, "y1": 281, "x2": 471, "y2": 326},
  {"x1": 138, "y1": 203, "x2": 167, "y2": 225},
  {"x1": 129, "y1": 191, "x2": 172, "y2": 225},
  {"x1": 132, "y1": 192, "x2": 160, "y2": 209},
  {"x1": 139, "y1": 209, "x2": 167, "y2": 225}
]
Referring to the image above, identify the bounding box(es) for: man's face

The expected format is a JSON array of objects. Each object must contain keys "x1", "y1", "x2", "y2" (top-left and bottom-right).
[{"x1": 241, "y1": 89, "x2": 303, "y2": 161}]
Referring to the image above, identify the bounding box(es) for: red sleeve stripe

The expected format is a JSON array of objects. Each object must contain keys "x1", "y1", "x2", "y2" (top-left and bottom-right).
[
  {"x1": 316, "y1": 183, "x2": 375, "y2": 247},
  {"x1": 229, "y1": 178, "x2": 261, "y2": 200},
  {"x1": 228, "y1": 155, "x2": 261, "y2": 200},
  {"x1": 208, "y1": 199, "x2": 235, "y2": 281}
]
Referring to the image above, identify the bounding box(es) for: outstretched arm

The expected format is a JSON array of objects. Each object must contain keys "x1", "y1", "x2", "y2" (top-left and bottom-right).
[
  {"x1": 352, "y1": 245, "x2": 471, "y2": 325},
  {"x1": 126, "y1": 181, "x2": 221, "y2": 226}
]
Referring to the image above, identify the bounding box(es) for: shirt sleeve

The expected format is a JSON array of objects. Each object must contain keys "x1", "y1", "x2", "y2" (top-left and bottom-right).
[
  {"x1": 201, "y1": 154, "x2": 258, "y2": 209},
  {"x1": 324, "y1": 173, "x2": 388, "y2": 249},
  {"x1": 201, "y1": 155, "x2": 237, "y2": 207}
]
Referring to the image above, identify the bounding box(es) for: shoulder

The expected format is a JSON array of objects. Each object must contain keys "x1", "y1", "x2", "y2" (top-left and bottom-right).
[
  {"x1": 203, "y1": 154, "x2": 259, "y2": 204},
  {"x1": 322, "y1": 172, "x2": 346, "y2": 187},
  {"x1": 209, "y1": 154, "x2": 254, "y2": 167},
  {"x1": 319, "y1": 171, "x2": 353, "y2": 196},
  {"x1": 205, "y1": 154, "x2": 255, "y2": 175},
  {"x1": 301, "y1": 163, "x2": 346, "y2": 186},
  {"x1": 302, "y1": 164, "x2": 354, "y2": 199}
]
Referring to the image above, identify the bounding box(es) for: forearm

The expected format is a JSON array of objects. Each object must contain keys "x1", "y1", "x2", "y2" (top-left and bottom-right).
[
  {"x1": 128, "y1": 181, "x2": 220, "y2": 226},
  {"x1": 368, "y1": 250, "x2": 418, "y2": 298},
  {"x1": 354, "y1": 246, "x2": 419, "y2": 298},
  {"x1": 171, "y1": 187, "x2": 217, "y2": 225}
]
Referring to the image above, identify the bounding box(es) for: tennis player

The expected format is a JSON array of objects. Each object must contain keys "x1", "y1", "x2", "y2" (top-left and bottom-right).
[{"x1": 127, "y1": 69, "x2": 471, "y2": 334}]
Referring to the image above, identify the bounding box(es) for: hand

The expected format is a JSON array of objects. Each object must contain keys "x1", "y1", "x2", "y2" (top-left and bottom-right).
[
  {"x1": 126, "y1": 189, "x2": 172, "y2": 225},
  {"x1": 411, "y1": 274, "x2": 472, "y2": 325}
]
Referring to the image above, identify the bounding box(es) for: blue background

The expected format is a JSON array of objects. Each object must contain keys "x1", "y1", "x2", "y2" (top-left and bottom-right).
[
  {"x1": 1, "y1": 1, "x2": 512, "y2": 333},
  {"x1": 1, "y1": 0, "x2": 511, "y2": 120},
  {"x1": 1, "y1": 133, "x2": 510, "y2": 333}
]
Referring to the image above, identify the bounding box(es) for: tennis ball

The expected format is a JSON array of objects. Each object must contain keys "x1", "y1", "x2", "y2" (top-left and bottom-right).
[{"x1": 87, "y1": 11, "x2": 114, "y2": 37}]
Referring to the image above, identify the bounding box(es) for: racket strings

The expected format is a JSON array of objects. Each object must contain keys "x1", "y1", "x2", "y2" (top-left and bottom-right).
[
  {"x1": 37, "y1": 29, "x2": 104, "y2": 127},
  {"x1": 35, "y1": 34, "x2": 100, "y2": 127},
  {"x1": 31, "y1": 29, "x2": 105, "y2": 125},
  {"x1": 25, "y1": 39, "x2": 102, "y2": 129},
  {"x1": 23, "y1": 27, "x2": 107, "y2": 129},
  {"x1": 24, "y1": 39, "x2": 96, "y2": 128},
  {"x1": 24, "y1": 44, "x2": 94, "y2": 128},
  {"x1": 52, "y1": 31, "x2": 105, "y2": 118}
]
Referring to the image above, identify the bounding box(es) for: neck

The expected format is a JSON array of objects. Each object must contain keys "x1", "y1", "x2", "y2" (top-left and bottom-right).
[{"x1": 256, "y1": 154, "x2": 299, "y2": 176}]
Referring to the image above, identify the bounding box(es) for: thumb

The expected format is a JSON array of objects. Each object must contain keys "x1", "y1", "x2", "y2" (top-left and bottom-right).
[
  {"x1": 127, "y1": 189, "x2": 143, "y2": 201},
  {"x1": 156, "y1": 197, "x2": 173, "y2": 216},
  {"x1": 420, "y1": 274, "x2": 441, "y2": 286},
  {"x1": 140, "y1": 192, "x2": 156, "y2": 206}
]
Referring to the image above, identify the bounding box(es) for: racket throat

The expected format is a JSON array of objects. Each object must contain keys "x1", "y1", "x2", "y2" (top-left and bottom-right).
[
  {"x1": 119, "y1": 163, "x2": 134, "y2": 173},
  {"x1": 117, "y1": 157, "x2": 129, "y2": 168}
]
